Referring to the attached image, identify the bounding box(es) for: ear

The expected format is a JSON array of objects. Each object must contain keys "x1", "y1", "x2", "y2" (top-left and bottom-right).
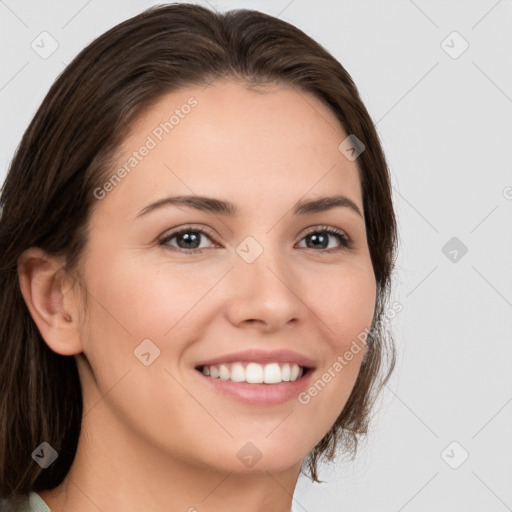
[{"x1": 17, "y1": 247, "x2": 83, "y2": 356}]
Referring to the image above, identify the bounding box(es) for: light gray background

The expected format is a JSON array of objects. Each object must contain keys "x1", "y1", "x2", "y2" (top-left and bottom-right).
[{"x1": 1, "y1": 1, "x2": 511, "y2": 510}]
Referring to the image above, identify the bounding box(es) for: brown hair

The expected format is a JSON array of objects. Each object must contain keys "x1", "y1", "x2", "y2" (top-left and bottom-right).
[{"x1": 0, "y1": 2, "x2": 397, "y2": 498}]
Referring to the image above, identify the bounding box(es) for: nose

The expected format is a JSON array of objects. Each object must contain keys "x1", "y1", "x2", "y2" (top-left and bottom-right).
[{"x1": 223, "y1": 242, "x2": 306, "y2": 333}]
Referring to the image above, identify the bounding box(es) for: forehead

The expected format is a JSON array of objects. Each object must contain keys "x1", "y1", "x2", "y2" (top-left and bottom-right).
[{"x1": 96, "y1": 79, "x2": 363, "y2": 218}]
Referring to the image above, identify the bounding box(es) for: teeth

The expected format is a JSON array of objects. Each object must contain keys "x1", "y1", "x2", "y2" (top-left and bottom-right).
[
  {"x1": 290, "y1": 363, "x2": 300, "y2": 381},
  {"x1": 281, "y1": 363, "x2": 291, "y2": 382},
  {"x1": 199, "y1": 362, "x2": 305, "y2": 384},
  {"x1": 263, "y1": 363, "x2": 282, "y2": 384},
  {"x1": 219, "y1": 364, "x2": 230, "y2": 380},
  {"x1": 230, "y1": 362, "x2": 245, "y2": 382},
  {"x1": 246, "y1": 362, "x2": 263, "y2": 383}
]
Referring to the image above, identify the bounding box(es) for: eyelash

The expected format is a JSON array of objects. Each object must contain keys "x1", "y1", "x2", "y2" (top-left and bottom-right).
[{"x1": 158, "y1": 224, "x2": 351, "y2": 254}]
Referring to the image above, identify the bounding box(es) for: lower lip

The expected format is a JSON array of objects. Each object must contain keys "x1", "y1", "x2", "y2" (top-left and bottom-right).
[{"x1": 195, "y1": 368, "x2": 314, "y2": 405}]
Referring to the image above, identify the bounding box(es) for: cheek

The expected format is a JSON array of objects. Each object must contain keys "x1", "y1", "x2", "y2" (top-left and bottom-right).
[
  {"x1": 78, "y1": 248, "x2": 223, "y2": 373},
  {"x1": 297, "y1": 263, "x2": 376, "y2": 420},
  {"x1": 75, "y1": 253, "x2": 205, "y2": 429},
  {"x1": 313, "y1": 261, "x2": 377, "y2": 347},
  {"x1": 80, "y1": 249, "x2": 178, "y2": 334}
]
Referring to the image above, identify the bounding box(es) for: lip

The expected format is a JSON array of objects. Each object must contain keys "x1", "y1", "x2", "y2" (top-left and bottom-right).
[
  {"x1": 193, "y1": 348, "x2": 316, "y2": 406},
  {"x1": 195, "y1": 366, "x2": 315, "y2": 405},
  {"x1": 194, "y1": 348, "x2": 316, "y2": 370}
]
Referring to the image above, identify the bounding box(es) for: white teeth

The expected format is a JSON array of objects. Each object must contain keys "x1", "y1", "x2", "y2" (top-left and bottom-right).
[
  {"x1": 263, "y1": 363, "x2": 282, "y2": 384},
  {"x1": 245, "y1": 362, "x2": 263, "y2": 383},
  {"x1": 219, "y1": 364, "x2": 230, "y2": 380},
  {"x1": 281, "y1": 363, "x2": 291, "y2": 382},
  {"x1": 199, "y1": 362, "x2": 305, "y2": 384},
  {"x1": 230, "y1": 362, "x2": 245, "y2": 382}
]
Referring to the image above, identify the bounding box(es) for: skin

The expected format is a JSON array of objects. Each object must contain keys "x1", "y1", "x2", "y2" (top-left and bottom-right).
[{"x1": 18, "y1": 79, "x2": 376, "y2": 512}]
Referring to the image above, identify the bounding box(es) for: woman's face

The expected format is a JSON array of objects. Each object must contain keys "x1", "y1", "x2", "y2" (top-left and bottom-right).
[{"x1": 74, "y1": 79, "x2": 376, "y2": 474}]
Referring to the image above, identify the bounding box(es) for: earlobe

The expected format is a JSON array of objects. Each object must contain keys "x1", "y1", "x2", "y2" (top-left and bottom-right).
[{"x1": 17, "y1": 247, "x2": 83, "y2": 356}]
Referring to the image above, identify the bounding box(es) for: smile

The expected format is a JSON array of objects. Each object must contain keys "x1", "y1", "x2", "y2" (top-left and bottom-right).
[
  {"x1": 193, "y1": 348, "x2": 315, "y2": 405},
  {"x1": 198, "y1": 362, "x2": 305, "y2": 384}
]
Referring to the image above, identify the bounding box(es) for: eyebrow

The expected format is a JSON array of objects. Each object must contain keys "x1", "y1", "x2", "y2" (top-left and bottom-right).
[{"x1": 137, "y1": 194, "x2": 363, "y2": 218}]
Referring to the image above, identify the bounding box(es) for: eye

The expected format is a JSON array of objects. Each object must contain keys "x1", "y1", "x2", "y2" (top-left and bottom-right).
[
  {"x1": 158, "y1": 224, "x2": 351, "y2": 254},
  {"x1": 159, "y1": 225, "x2": 218, "y2": 254},
  {"x1": 297, "y1": 225, "x2": 350, "y2": 251}
]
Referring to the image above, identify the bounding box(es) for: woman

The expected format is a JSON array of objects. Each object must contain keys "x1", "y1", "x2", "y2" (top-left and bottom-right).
[{"x1": 0, "y1": 3, "x2": 397, "y2": 511}]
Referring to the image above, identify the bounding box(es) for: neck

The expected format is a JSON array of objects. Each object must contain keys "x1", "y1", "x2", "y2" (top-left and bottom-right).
[{"x1": 38, "y1": 403, "x2": 302, "y2": 512}]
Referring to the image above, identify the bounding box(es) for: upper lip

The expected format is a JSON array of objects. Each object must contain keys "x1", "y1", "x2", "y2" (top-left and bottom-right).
[{"x1": 194, "y1": 349, "x2": 316, "y2": 369}]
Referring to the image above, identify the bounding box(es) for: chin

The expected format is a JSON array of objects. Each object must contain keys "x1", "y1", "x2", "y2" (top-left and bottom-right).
[{"x1": 197, "y1": 437, "x2": 313, "y2": 475}]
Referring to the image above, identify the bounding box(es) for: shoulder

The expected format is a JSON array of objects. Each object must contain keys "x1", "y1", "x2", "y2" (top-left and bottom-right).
[{"x1": 0, "y1": 492, "x2": 51, "y2": 512}]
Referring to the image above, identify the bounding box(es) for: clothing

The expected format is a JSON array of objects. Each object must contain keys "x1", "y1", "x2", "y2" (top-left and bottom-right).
[
  {"x1": 6, "y1": 492, "x2": 51, "y2": 512},
  {"x1": 5, "y1": 492, "x2": 294, "y2": 511}
]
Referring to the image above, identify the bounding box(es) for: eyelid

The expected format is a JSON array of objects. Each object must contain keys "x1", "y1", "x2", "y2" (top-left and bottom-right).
[
  {"x1": 159, "y1": 223, "x2": 351, "y2": 252},
  {"x1": 159, "y1": 223, "x2": 220, "y2": 246},
  {"x1": 301, "y1": 224, "x2": 347, "y2": 237}
]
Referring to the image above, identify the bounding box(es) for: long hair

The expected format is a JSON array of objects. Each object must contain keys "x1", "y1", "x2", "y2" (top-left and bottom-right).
[{"x1": 0, "y1": 2, "x2": 397, "y2": 498}]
